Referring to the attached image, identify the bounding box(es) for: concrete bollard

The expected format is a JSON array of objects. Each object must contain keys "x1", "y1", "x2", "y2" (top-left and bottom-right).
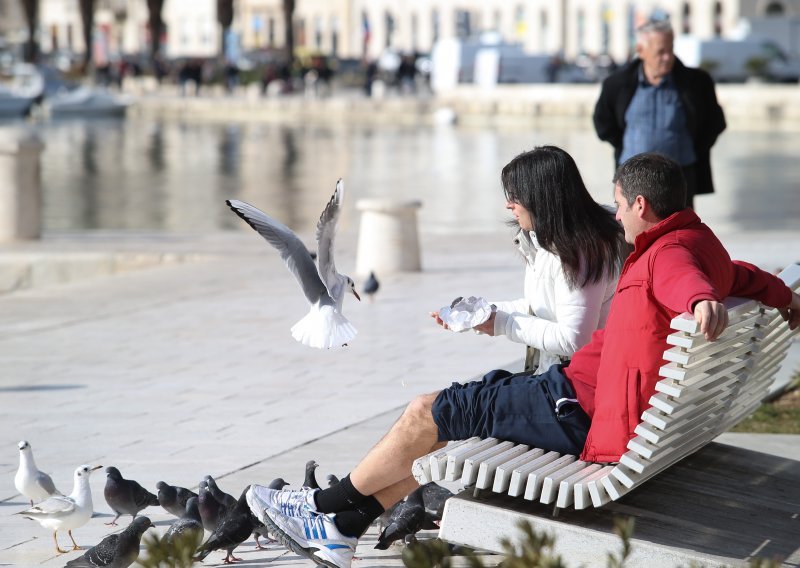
[
  {"x1": 0, "y1": 131, "x2": 44, "y2": 242},
  {"x1": 355, "y1": 198, "x2": 422, "y2": 276}
]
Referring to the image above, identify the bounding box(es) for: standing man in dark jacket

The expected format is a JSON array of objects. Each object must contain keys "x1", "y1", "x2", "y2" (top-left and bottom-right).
[{"x1": 593, "y1": 19, "x2": 726, "y2": 208}]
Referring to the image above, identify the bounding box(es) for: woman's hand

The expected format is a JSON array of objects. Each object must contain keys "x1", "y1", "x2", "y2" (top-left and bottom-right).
[
  {"x1": 430, "y1": 311, "x2": 450, "y2": 330},
  {"x1": 472, "y1": 311, "x2": 497, "y2": 336}
]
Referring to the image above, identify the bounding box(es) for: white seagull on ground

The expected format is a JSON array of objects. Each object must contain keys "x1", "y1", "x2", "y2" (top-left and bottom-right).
[
  {"x1": 15, "y1": 440, "x2": 61, "y2": 506},
  {"x1": 227, "y1": 178, "x2": 361, "y2": 349},
  {"x1": 18, "y1": 464, "x2": 103, "y2": 553}
]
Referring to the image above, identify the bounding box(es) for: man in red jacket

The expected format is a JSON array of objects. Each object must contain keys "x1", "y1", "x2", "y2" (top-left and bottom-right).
[{"x1": 246, "y1": 153, "x2": 800, "y2": 568}]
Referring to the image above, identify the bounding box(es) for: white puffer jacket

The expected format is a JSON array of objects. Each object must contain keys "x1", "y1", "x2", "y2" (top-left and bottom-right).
[{"x1": 491, "y1": 230, "x2": 618, "y2": 375}]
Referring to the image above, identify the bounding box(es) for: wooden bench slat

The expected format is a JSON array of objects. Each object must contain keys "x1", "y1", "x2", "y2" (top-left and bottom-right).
[
  {"x1": 491, "y1": 448, "x2": 547, "y2": 493},
  {"x1": 475, "y1": 444, "x2": 531, "y2": 489},
  {"x1": 445, "y1": 438, "x2": 501, "y2": 480},
  {"x1": 554, "y1": 463, "x2": 603, "y2": 508},
  {"x1": 539, "y1": 460, "x2": 592, "y2": 504},
  {"x1": 521, "y1": 455, "x2": 576, "y2": 500},
  {"x1": 573, "y1": 465, "x2": 615, "y2": 509},
  {"x1": 506, "y1": 451, "x2": 563, "y2": 497},
  {"x1": 429, "y1": 438, "x2": 481, "y2": 481},
  {"x1": 461, "y1": 441, "x2": 516, "y2": 486}
]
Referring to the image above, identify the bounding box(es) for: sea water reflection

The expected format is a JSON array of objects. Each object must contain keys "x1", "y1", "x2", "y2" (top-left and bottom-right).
[{"x1": 27, "y1": 118, "x2": 800, "y2": 235}]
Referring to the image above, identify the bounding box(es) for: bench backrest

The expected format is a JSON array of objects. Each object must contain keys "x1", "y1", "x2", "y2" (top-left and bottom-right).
[{"x1": 412, "y1": 263, "x2": 800, "y2": 511}]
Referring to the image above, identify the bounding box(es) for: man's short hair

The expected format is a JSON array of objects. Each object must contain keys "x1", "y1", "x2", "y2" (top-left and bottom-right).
[
  {"x1": 636, "y1": 18, "x2": 674, "y2": 41},
  {"x1": 613, "y1": 153, "x2": 687, "y2": 219}
]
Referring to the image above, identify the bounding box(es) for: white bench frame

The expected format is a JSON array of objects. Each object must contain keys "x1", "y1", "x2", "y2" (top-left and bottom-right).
[{"x1": 413, "y1": 264, "x2": 799, "y2": 514}]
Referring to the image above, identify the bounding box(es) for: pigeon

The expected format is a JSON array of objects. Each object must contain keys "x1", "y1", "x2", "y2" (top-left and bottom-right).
[
  {"x1": 302, "y1": 460, "x2": 320, "y2": 489},
  {"x1": 252, "y1": 478, "x2": 289, "y2": 549},
  {"x1": 17, "y1": 464, "x2": 102, "y2": 553},
  {"x1": 195, "y1": 486, "x2": 262, "y2": 564},
  {"x1": 156, "y1": 481, "x2": 198, "y2": 518},
  {"x1": 226, "y1": 178, "x2": 361, "y2": 349},
  {"x1": 420, "y1": 482, "x2": 454, "y2": 523},
  {"x1": 363, "y1": 271, "x2": 380, "y2": 301},
  {"x1": 204, "y1": 475, "x2": 237, "y2": 513},
  {"x1": 326, "y1": 474, "x2": 340, "y2": 487},
  {"x1": 163, "y1": 497, "x2": 204, "y2": 550},
  {"x1": 64, "y1": 516, "x2": 152, "y2": 567},
  {"x1": 197, "y1": 481, "x2": 225, "y2": 532},
  {"x1": 374, "y1": 485, "x2": 437, "y2": 550},
  {"x1": 15, "y1": 440, "x2": 61, "y2": 506},
  {"x1": 103, "y1": 467, "x2": 159, "y2": 526}
]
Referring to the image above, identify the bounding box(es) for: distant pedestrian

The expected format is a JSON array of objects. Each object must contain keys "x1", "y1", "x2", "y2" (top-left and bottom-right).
[
  {"x1": 593, "y1": 18, "x2": 726, "y2": 209},
  {"x1": 363, "y1": 59, "x2": 377, "y2": 97}
]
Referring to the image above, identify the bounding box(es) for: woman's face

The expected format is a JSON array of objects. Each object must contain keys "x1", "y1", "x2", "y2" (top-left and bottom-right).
[{"x1": 507, "y1": 199, "x2": 534, "y2": 231}]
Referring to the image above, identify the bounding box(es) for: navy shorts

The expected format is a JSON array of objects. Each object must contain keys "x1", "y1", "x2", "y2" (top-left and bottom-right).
[{"x1": 431, "y1": 365, "x2": 590, "y2": 456}]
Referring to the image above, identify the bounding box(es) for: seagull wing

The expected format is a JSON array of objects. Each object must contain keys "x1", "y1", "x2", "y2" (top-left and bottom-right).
[
  {"x1": 21, "y1": 495, "x2": 76, "y2": 518},
  {"x1": 315, "y1": 179, "x2": 344, "y2": 295},
  {"x1": 227, "y1": 199, "x2": 329, "y2": 306},
  {"x1": 35, "y1": 471, "x2": 59, "y2": 495}
]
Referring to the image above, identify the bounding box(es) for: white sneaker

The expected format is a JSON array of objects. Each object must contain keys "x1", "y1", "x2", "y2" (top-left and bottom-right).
[
  {"x1": 247, "y1": 485, "x2": 318, "y2": 523},
  {"x1": 262, "y1": 506, "x2": 357, "y2": 568}
]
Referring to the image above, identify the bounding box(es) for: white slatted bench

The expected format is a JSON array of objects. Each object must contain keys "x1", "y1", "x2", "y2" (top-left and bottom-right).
[{"x1": 413, "y1": 264, "x2": 799, "y2": 515}]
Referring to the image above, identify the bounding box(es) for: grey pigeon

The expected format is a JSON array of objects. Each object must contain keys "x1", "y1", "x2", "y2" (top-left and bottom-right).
[
  {"x1": 420, "y1": 482, "x2": 454, "y2": 523},
  {"x1": 156, "y1": 481, "x2": 198, "y2": 519},
  {"x1": 15, "y1": 440, "x2": 61, "y2": 507},
  {"x1": 195, "y1": 486, "x2": 262, "y2": 564},
  {"x1": 302, "y1": 460, "x2": 320, "y2": 489},
  {"x1": 204, "y1": 475, "x2": 237, "y2": 512},
  {"x1": 197, "y1": 481, "x2": 224, "y2": 532},
  {"x1": 374, "y1": 486, "x2": 436, "y2": 550},
  {"x1": 65, "y1": 516, "x2": 152, "y2": 567},
  {"x1": 163, "y1": 497, "x2": 203, "y2": 551},
  {"x1": 326, "y1": 474, "x2": 340, "y2": 487},
  {"x1": 103, "y1": 467, "x2": 159, "y2": 526},
  {"x1": 226, "y1": 179, "x2": 361, "y2": 349},
  {"x1": 363, "y1": 271, "x2": 380, "y2": 301},
  {"x1": 253, "y1": 478, "x2": 289, "y2": 549}
]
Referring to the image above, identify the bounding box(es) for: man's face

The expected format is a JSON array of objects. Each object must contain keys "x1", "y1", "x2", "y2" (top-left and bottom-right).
[
  {"x1": 614, "y1": 183, "x2": 643, "y2": 244},
  {"x1": 637, "y1": 31, "x2": 675, "y2": 82}
]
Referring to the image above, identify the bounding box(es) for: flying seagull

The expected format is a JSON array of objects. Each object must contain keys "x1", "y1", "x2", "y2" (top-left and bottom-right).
[
  {"x1": 65, "y1": 516, "x2": 152, "y2": 568},
  {"x1": 18, "y1": 464, "x2": 102, "y2": 553},
  {"x1": 226, "y1": 178, "x2": 361, "y2": 349},
  {"x1": 15, "y1": 440, "x2": 61, "y2": 506}
]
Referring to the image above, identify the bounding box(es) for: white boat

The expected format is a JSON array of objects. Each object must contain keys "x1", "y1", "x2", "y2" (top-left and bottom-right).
[
  {"x1": 0, "y1": 63, "x2": 43, "y2": 118},
  {"x1": 47, "y1": 86, "x2": 132, "y2": 117}
]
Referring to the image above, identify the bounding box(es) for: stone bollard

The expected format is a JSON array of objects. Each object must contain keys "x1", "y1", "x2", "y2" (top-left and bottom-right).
[
  {"x1": 355, "y1": 198, "x2": 422, "y2": 277},
  {"x1": 0, "y1": 131, "x2": 44, "y2": 242}
]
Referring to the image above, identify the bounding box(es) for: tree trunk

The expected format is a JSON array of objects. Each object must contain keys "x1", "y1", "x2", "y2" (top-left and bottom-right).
[
  {"x1": 146, "y1": 0, "x2": 164, "y2": 63},
  {"x1": 283, "y1": 0, "x2": 294, "y2": 65},
  {"x1": 217, "y1": 0, "x2": 234, "y2": 59},
  {"x1": 20, "y1": 0, "x2": 39, "y2": 63},
  {"x1": 78, "y1": 0, "x2": 95, "y2": 73}
]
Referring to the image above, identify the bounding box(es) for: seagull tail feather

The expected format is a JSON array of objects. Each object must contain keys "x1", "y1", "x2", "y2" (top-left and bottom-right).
[{"x1": 291, "y1": 305, "x2": 357, "y2": 349}]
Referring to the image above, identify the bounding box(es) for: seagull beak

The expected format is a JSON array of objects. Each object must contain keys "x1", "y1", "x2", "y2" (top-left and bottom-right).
[
  {"x1": 352, "y1": 289, "x2": 361, "y2": 302},
  {"x1": 91, "y1": 465, "x2": 103, "y2": 471}
]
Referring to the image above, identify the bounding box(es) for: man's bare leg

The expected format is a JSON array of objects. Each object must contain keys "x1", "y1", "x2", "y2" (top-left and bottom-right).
[
  {"x1": 372, "y1": 475, "x2": 425, "y2": 509},
  {"x1": 350, "y1": 392, "x2": 443, "y2": 498}
]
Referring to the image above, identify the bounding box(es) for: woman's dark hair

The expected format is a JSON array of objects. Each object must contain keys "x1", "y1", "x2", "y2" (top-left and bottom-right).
[{"x1": 502, "y1": 146, "x2": 626, "y2": 289}]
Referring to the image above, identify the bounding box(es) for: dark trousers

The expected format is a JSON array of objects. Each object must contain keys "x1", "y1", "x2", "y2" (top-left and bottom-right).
[{"x1": 431, "y1": 366, "x2": 590, "y2": 456}]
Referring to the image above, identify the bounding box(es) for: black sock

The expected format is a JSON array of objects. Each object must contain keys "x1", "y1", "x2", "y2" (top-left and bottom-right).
[
  {"x1": 313, "y1": 475, "x2": 367, "y2": 514},
  {"x1": 331, "y1": 496, "x2": 385, "y2": 538}
]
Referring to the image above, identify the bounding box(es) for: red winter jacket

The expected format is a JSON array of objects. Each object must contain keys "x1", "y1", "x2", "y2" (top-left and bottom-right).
[{"x1": 564, "y1": 209, "x2": 792, "y2": 463}]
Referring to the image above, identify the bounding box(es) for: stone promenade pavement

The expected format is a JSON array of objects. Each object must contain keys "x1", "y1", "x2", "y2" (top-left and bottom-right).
[{"x1": 1, "y1": 228, "x2": 798, "y2": 567}]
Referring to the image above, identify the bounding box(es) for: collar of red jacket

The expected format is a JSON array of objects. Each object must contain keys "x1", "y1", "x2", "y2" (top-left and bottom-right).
[{"x1": 629, "y1": 208, "x2": 701, "y2": 260}]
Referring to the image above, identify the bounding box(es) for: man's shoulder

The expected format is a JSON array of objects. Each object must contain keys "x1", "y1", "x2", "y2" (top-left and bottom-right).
[
  {"x1": 673, "y1": 58, "x2": 716, "y2": 86},
  {"x1": 601, "y1": 60, "x2": 639, "y2": 90}
]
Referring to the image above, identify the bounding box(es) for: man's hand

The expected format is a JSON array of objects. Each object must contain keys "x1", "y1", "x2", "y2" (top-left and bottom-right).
[
  {"x1": 778, "y1": 291, "x2": 800, "y2": 330},
  {"x1": 693, "y1": 300, "x2": 729, "y2": 341},
  {"x1": 472, "y1": 311, "x2": 496, "y2": 336}
]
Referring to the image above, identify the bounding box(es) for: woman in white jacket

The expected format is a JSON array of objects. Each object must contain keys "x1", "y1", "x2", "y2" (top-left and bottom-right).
[{"x1": 433, "y1": 146, "x2": 626, "y2": 374}]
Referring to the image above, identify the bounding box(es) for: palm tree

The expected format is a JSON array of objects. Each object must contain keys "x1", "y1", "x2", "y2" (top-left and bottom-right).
[
  {"x1": 146, "y1": 0, "x2": 165, "y2": 62},
  {"x1": 217, "y1": 0, "x2": 233, "y2": 59},
  {"x1": 19, "y1": 0, "x2": 38, "y2": 63},
  {"x1": 283, "y1": 0, "x2": 294, "y2": 65},
  {"x1": 78, "y1": 0, "x2": 95, "y2": 73}
]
